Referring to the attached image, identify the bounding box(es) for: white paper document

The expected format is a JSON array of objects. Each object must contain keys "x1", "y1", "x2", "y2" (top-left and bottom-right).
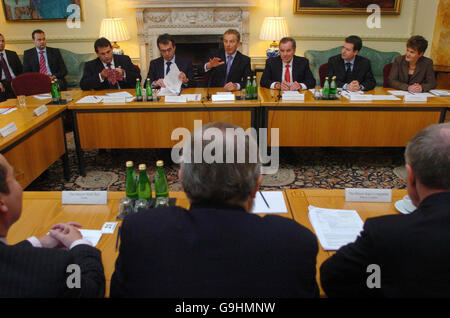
[
  {"x1": 252, "y1": 191, "x2": 288, "y2": 214},
  {"x1": 105, "y1": 91, "x2": 134, "y2": 98},
  {"x1": 388, "y1": 90, "x2": 410, "y2": 96},
  {"x1": 165, "y1": 95, "x2": 187, "y2": 103},
  {"x1": 370, "y1": 95, "x2": 401, "y2": 101},
  {"x1": 34, "y1": 94, "x2": 52, "y2": 100},
  {"x1": 79, "y1": 229, "x2": 103, "y2": 247},
  {"x1": 75, "y1": 96, "x2": 104, "y2": 104},
  {"x1": 308, "y1": 205, "x2": 364, "y2": 250},
  {"x1": 163, "y1": 63, "x2": 182, "y2": 92},
  {"x1": 181, "y1": 94, "x2": 202, "y2": 102},
  {"x1": 430, "y1": 89, "x2": 450, "y2": 96},
  {"x1": 158, "y1": 87, "x2": 182, "y2": 96},
  {"x1": 0, "y1": 108, "x2": 17, "y2": 115}
]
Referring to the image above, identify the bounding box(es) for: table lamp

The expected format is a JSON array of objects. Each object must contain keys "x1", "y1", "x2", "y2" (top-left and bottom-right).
[
  {"x1": 259, "y1": 17, "x2": 290, "y2": 58},
  {"x1": 99, "y1": 18, "x2": 130, "y2": 55}
]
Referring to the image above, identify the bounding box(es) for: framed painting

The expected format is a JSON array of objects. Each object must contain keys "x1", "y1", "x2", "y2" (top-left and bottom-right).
[
  {"x1": 294, "y1": 0, "x2": 402, "y2": 15},
  {"x1": 2, "y1": 0, "x2": 82, "y2": 21}
]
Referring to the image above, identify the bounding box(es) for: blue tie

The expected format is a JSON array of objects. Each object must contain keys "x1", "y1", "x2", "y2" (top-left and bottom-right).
[
  {"x1": 166, "y1": 61, "x2": 172, "y2": 75},
  {"x1": 225, "y1": 55, "x2": 233, "y2": 84}
]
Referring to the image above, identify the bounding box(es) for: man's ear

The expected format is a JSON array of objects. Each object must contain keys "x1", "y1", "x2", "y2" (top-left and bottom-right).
[{"x1": 406, "y1": 163, "x2": 420, "y2": 206}]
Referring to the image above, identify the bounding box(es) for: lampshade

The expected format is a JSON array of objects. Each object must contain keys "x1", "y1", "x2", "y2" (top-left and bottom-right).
[
  {"x1": 99, "y1": 18, "x2": 130, "y2": 42},
  {"x1": 259, "y1": 17, "x2": 289, "y2": 42}
]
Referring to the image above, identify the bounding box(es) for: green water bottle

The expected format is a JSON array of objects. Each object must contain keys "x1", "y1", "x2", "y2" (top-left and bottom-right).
[
  {"x1": 125, "y1": 161, "x2": 138, "y2": 200},
  {"x1": 145, "y1": 78, "x2": 152, "y2": 102},
  {"x1": 245, "y1": 76, "x2": 251, "y2": 100},
  {"x1": 323, "y1": 77, "x2": 330, "y2": 99},
  {"x1": 136, "y1": 78, "x2": 143, "y2": 102},
  {"x1": 252, "y1": 75, "x2": 258, "y2": 100},
  {"x1": 330, "y1": 76, "x2": 337, "y2": 98},
  {"x1": 137, "y1": 164, "x2": 151, "y2": 201},
  {"x1": 154, "y1": 160, "x2": 169, "y2": 200},
  {"x1": 51, "y1": 80, "x2": 60, "y2": 103}
]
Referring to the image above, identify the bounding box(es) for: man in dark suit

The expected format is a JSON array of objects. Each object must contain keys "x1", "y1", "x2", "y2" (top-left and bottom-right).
[
  {"x1": 0, "y1": 154, "x2": 105, "y2": 297},
  {"x1": 22, "y1": 29, "x2": 68, "y2": 91},
  {"x1": 111, "y1": 122, "x2": 319, "y2": 298},
  {"x1": 260, "y1": 37, "x2": 315, "y2": 91},
  {"x1": 0, "y1": 34, "x2": 22, "y2": 102},
  {"x1": 320, "y1": 122, "x2": 450, "y2": 298},
  {"x1": 204, "y1": 29, "x2": 252, "y2": 91},
  {"x1": 327, "y1": 35, "x2": 376, "y2": 92},
  {"x1": 145, "y1": 33, "x2": 193, "y2": 88},
  {"x1": 80, "y1": 37, "x2": 140, "y2": 91}
]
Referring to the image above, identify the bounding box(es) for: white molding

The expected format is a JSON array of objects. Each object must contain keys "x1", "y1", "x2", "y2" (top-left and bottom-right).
[{"x1": 125, "y1": 0, "x2": 257, "y2": 8}]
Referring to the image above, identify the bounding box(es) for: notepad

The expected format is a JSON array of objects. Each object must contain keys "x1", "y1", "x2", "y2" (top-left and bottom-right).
[
  {"x1": 252, "y1": 191, "x2": 288, "y2": 214},
  {"x1": 75, "y1": 96, "x2": 103, "y2": 104},
  {"x1": 308, "y1": 205, "x2": 364, "y2": 250},
  {"x1": 79, "y1": 229, "x2": 103, "y2": 247}
]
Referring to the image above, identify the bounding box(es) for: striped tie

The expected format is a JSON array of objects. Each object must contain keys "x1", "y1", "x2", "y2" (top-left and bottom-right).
[{"x1": 39, "y1": 50, "x2": 47, "y2": 74}]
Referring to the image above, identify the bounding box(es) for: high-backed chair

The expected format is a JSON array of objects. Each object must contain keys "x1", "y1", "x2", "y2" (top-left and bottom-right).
[
  {"x1": 318, "y1": 63, "x2": 328, "y2": 87},
  {"x1": 11, "y1": 73, "x2": 52, "y2": 96},
  {"x1": 383, "y1": 63, "x2": 393, "y2": 88},
  {"x1": 305, "y1": 46, "x2": 401, "y2": 87}
]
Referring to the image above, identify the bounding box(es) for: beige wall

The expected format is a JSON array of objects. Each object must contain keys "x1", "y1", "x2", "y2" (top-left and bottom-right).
[{"x1": 0, "y1": 0, "x2": 439, "y2": 60}]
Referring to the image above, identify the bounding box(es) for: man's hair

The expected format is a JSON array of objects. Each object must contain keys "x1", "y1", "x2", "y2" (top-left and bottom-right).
[
  {"x1": 223, "y1": 29, "x2": 241, "y2": 42},
  {"x1": 0, "y1": 163, "x2": 10, "y2": 194},
  {"x1": 157, "y1": 33, "x2": 175, "y2": 48},
  {"x1": 279, "y1": 37, "x2": 296, "y2": 50},
  {"x1": 407, "y1": 35, "x2": 428, "y2": 54},
  {"x1": 345, "y1": 35, "x2": 362, "y2": 52},
  {"x1": 32, "y1": 29, "x2": 45, "y2": 40},
  {"x1": 405, "y1": 123, "x2": 450, "y2": 190},
  {"x1": 181, "y1": 122, "x2": 260, "y2": 205},
  {"x1": 94, "y1": 37, "x2": 112, "y2": 53}
]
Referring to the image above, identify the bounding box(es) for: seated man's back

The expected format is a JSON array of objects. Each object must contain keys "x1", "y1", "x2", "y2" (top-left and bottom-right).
[{"x1": 111, "y1": 204, "x2": 318, "y2": 298}]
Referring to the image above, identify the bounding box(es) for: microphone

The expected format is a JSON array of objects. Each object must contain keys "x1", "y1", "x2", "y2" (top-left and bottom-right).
[
  {"x1": 276, "y1": 83, "x2": 282, "y2": 102},
  {"x1": 206, "y1": 66, "x2": 216, "y2": 101}
]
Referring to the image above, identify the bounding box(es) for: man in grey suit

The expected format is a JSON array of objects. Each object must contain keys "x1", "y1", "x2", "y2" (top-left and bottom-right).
[{"x1": 0, "y1": 154, "x2": 105, "y2": 297}]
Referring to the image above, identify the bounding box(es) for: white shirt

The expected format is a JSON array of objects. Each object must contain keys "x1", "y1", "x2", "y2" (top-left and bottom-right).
[
  {"x1": 1, "y1": 236, "x2": 92, "y2": 249},
  {"x1": 0, "y1": 50, "x2": 16, "y2": 80},
  {"x1": 0, "y1": 237, "x2": 6, "y2": 245},
  {"x1": 270, "y1": 59, "x2": 307, "y2": 90}
]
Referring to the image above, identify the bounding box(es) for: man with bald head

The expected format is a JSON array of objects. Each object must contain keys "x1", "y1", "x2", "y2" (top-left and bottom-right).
[{"x1": 321, "y1": 123, "x2": 450, "y2": 297}]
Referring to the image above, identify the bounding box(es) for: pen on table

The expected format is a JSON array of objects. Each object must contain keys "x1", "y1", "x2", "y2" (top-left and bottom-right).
[
  {"x1": 259, "y1": 190, "x2": 270, "y2": 208},
  {"x1": 0, "y1": 106, "x2": 15, "y2": 109},
  {"x1": 115, "y1": 225, "x2": 121, "y2": 251}
]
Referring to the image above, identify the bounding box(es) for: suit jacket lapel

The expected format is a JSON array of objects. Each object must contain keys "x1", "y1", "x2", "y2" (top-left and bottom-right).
[
  {"x1": 227, "y1": 51, "x2": 241, "y2": 81},
  {"x1": 275, "y1": 57, "x2": 283, "y2": 82},
  {"x1": 353, "y1": 56, "x2": 360, "y2": 77}
]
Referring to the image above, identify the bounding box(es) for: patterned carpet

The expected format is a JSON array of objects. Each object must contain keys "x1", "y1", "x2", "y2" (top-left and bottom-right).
[{"x1": 25, "y1": 132, "x2": 407, "y2": 191}]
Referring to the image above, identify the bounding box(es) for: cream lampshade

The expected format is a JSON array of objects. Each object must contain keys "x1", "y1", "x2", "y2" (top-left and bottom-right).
[
  {"x1": 99, "y1": 18, "x2": 131, "y2": 55},
  {"x1": 259, "y1": 17, "x2": 290, "y2": 57}
]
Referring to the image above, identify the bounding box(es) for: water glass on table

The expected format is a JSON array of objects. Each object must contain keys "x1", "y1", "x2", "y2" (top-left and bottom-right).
[{"x1": 17, "y1": 95, "x2": 26, "y2": 108}]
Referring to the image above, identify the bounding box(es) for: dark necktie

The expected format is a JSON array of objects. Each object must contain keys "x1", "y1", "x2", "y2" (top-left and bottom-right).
[
  {"x1": 0, "y1": 53, "x2": 12, "y2": 82},
  {"x1": 166, "y1": 61, "x2": 172, "y2": 75},
  {"x1": 345, "y1": 62, "x2": 353, "y2": 83}
]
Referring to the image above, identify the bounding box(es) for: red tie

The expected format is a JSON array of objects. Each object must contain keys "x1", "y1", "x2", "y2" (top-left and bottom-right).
[
  {"x1": 1, "y1": 53, "x2": 12, "y2": 82},
  {"x1": 39, "y1": 50, "x2": 48, "y2": 74},
  {"x1": 284, "y1": 64, "x2": 290, "y2": 82}
]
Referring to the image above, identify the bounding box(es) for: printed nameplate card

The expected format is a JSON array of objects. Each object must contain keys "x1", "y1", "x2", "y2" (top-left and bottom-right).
[
  {"x1": 350, "y1": 94, "x2": 373, "y2": 101},
  {"x1": 212, "y1": 94, "x2": 235, "y2": 102},
  {"x1": 282, "y1": 94, "x2": 305, "y2": 101},
  {"x1": 33, "y1": 105, "x2": 48, "y2": 117},
  {"x1": 102, "y1": 96, "x2": 126, "y2": 104},
  {"x1": 345, "y1": 188, "x2": 392, "y2": 202},
  {"x1": 101, "y1": 222, "x2": 119, "y2": 234},
  {"x1": 0, "y1": 122, "x2": 18, "y2": 138},
  {"x1": 62, "y1": 191, "x2": 108, "y2": 205},
  {"x1": 165, "y1": 95, "x2": 187, "y2": 103},
  {"x1": 404, "y1": 95, "x2": 427, "y2": 102}
]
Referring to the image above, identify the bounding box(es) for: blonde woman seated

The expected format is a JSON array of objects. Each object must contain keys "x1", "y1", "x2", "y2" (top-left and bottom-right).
[{"x1": 389, "y1": 35, "x2": 436, "y2": 93}]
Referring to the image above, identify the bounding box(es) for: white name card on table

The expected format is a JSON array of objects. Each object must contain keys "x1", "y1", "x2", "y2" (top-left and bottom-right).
[
  {"x1": 102, "y1": 96, "x2": 126, "y2": 104},
  {"x1": 0, "y1": 122, "x2": 18, "y2": 137},
  {"x1": 101, "y1": 222, "x2": 119, "y2": 234},
  {"x1": 282, "y1": 93, "x2": 305, "y2": 101},
  {"x1": 33, "y1": 105, "x2": 48, "y2": 117},
  {"x1": 62, "y1": 191, "x2": 107, "y2": 205},
  {"x1": 345, "y1": 188, "x2": 392, "y2": 202},
  {"x1": 165, "y1": 95, "x2": 187, "y2": 103},
  {"x1": 349, "y1": 94, "x2": 373, "y2": 101},
  {"x1": 182, "y1": 94, "x2": 202, "y2": 102},
  {"x1": 404, "y1": 95, "x2": 427, "y2": 102},
  {"x1": 212, "y1": 94, "x2": 235, "y2": 102}
]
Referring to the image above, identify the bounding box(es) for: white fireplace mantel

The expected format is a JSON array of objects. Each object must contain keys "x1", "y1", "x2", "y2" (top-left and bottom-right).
[{"x1": 125, "y1": 0, "x2": 257, "y2": 76}]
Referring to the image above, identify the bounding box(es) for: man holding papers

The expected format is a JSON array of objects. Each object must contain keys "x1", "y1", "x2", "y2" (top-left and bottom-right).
[
  {"x1": 80, "y1": 37, "x2": 141, "y2": 90},
  {"x1": 0, "y1": 155, "x2": 105, "y2": 297},
  {"x1": 320, "y1": 123, "x2": 450, "y2": 297},
  {"x1": 111, "y1": 122, "x2": 319, "y2": 298}
]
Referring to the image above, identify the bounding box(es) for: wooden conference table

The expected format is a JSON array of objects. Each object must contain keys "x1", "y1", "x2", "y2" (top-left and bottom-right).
[
  {"x1": 8, "y1": 189, "x2": 405, "y2": 297},
  {"x1": 0, "y1": 95, "x2": 70, "y2": 188},
  {"x1": 259, "y1": 87, "x2": 449, "y2": 147}
]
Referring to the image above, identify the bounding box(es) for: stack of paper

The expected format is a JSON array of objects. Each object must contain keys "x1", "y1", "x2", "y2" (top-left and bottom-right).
[
  {"x1": 34, "y1": 94, "x2": 52, "y2": 100},
  {"x1": 430, "y1": 89, "x2": 450, "y2": 96},
  {"x1": 0, "y1": 108, "x2": 17, "y2": 115},
  {"x1": 75, "y1": 96, "x2": 103, "y2": 104},
  {"x1": 105, "y1": 91, "x2": 135, "y2": 102},
  {"x1": 252, "y1": 191, "x2": 288, "y2": 214},
  {"x1": 308, "y1": 205, "x2": 364, "y2": 250}
]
